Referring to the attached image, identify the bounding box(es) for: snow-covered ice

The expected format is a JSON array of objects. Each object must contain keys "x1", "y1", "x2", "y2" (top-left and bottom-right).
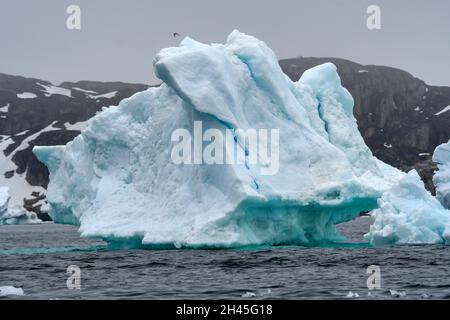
[
  {"x1": 72, "y1": 87, "x2": 98, "y2": 94},
  {"x1": 15, "y1": 130, "x2": 29, "y2": 136},
  {"x1": 0, "y1": 103, "x2": 9, "y2": 112},
  {"x1": 64, "y1": 121, "x2": 88, "y2": 131},
  {"x1": 365, "y1": 170, "x2": 450, "y2": 245},
  {"x1": 435, "y1": 105, "x2": 450, "y2": 116},
  {"x1": 433, "y1": 140, "x2": 450, "y2": 209},
  {"x1": 38, "y1": 83, "x2": 72, "y2": 98},
  {"x1": 14, "y1": 121, "x2": 60, "y2": 153},
  {"x1": 33, "y1": 31, "x2": 403, "y2": 248},
  {"x1": 17, "y1": 92, "x2": 37, "y2": 99},
  {"x1": 88, "y1": 91, "x2": 118, "y2": 100}
]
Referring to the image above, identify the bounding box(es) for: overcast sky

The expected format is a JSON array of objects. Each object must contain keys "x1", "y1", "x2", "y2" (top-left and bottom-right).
[{"x1": 0, "y1": 0, "x2": 449, "y2": 86}]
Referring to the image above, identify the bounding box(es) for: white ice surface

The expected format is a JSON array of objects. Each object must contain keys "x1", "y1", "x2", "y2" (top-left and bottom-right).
[
  {"x1": 17, "y1": 92, "x2": 37, "y2": 99},
  {"x1": 72, "y1": 87, "x2": 98, "y2": 94},
  {"x1": 365, "y1": 170, "x2": 450, "y2": 245}
]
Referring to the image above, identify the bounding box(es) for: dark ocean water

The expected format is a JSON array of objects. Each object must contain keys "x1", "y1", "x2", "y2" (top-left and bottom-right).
[{"x1": 1, "y1": 217, "x2": 450, "y2": 300}]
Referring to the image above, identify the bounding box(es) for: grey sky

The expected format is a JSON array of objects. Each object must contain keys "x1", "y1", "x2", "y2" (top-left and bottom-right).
[{"x1": 0, "y1": 0, "x2": 449, "y2": 86}]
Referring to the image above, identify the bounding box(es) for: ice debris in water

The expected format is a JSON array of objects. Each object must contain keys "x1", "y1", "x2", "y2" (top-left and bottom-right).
[
  {"x1": 0, "y1": 286, "x2": 25, "y2": 297},
  {"x1": 389, "y1": 290, "x2": 406, "y2": 298},
  {"x1": 241, "y1": 292, "x2": 257, "y2": 298},
  {"x1": 241, "y1": 289, "x2": 271, "y2": 298},
  {"x1": 260, "y1": 288, "x2": 272, "y2": 296},
  {"x1": 346, "y1": 291, "x2": 360, "y2": 298},
  {"x1": 33, "y1": 30, "x2": 403, "y2": 249}
]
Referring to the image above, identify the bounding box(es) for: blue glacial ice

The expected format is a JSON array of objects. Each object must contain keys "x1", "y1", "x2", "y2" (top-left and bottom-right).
[
  {"x1": 365, "y1": 169, "x2": 450, "y2": 245},
  {"x1": 433, "y1": 140, "x2": 450, "y2": 209},
  {"x1": 33, "y1": 31, "x2": 404, "y2": 248}
]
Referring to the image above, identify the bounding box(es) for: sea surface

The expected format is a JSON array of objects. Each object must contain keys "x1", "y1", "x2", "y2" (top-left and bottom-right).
[{"x1": 1, "y1": 217, "x2": 450, "y2": 300}]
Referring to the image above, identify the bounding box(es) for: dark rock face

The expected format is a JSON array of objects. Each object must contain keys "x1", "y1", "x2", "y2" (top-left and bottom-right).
[
  {"x1": 22, "y1": 191, "x2": 51, "y2": 221},
  {"x1": 279, "y1": 57, "x2": 450, "y2": 190},
  {"x1": 4, "y1": 170, "x2": 14, "y2": 178}
]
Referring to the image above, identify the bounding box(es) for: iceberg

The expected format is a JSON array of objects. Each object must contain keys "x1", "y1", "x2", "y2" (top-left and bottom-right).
[
  {"x1": 433, "y1": 140, "x2": 450, "y2": 209},
  {"x1": 365, "y1": 170, "x2": 450, "y2": 245},
  {"x1": 0, "y1": 186, "x2": 41, "y2": 225},
  {"x1": 33, "y1": 31, "x2": 403, "y2": 248},
  {"x1": 0, "y1": 286, "x2": 25, "y2": 297}
]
